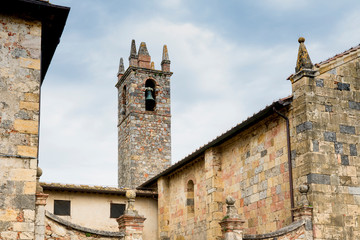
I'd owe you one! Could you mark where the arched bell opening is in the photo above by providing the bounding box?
[145,79,156,111]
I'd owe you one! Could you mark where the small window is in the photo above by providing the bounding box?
[54,200,71,216]
[110,203,126,218]
[186,180,194,215]
[122,85,127,115]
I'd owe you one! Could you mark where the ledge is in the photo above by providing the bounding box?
[243,219,305,240]
[45,211,124,237]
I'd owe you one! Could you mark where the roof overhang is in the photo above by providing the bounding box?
[1,0,70,84]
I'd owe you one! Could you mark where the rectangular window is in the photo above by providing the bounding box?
[110,203,126,218]
[54,200,71,216]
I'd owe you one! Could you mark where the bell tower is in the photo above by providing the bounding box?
[116,40,172,188]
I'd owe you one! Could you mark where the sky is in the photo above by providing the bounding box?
[39,0,360,186]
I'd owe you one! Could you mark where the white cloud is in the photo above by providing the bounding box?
[40,13,297,186]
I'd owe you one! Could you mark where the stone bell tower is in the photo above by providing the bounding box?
[116,40,172,188]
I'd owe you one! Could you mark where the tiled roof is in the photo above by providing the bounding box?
[41,182,157,197]
[315,44,360,67]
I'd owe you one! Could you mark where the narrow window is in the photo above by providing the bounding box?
[110,203,126,218]
[145,79,156,111]
[186,180,194,215]
[122,85,126,115]
[54,200,71,216]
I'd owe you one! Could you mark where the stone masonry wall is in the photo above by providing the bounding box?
[158,157,207,240]
[221,114,291,235]
[117,68,171,188]
[157,114,292,239]
[0,13,41,239]
[290,54,360,239]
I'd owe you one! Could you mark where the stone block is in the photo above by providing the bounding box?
[19,57,40,70]
[19,101,39,111]
[17,145,37,158]
[24,93,39,103]
[9,169,35,181]
[315,79,324,87]
[325,104,332,112]
[307,173,330,185]
[324,131,336,142]
[339,125,356,134]
[14,119,38,134]
[23,182,36,194]
[296,121,313,134]
[350,144,357,156]
[336,82,350,91]
[11,195,35,210]
[349,101,360,110]
[13,222,34,232]
[334,142,343,154]
[1,231,18,240]
[341,155,349,166]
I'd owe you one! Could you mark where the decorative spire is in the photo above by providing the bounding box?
[161,44,171,72]
[138,42,150,56]
[137,42,151,68]
[117,57,124,76]
[129,39,138,66]
[129,39,137,58]
[162,44,170,62]
[295,37,313,73]
[151,61,155,70]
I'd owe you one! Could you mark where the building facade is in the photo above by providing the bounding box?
[139,38,360,240]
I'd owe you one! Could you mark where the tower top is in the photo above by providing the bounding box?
[295,37,313,73]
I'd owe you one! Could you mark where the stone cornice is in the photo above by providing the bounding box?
[115,66,173,88]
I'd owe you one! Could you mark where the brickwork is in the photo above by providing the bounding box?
[289,51,360,239]
[116,41,172,188]
[0,13,42,239]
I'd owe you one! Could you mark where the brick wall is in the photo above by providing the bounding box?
[0,13,41,239]
[290,54,360,239]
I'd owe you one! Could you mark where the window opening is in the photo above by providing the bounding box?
[110,203,126,218]
[186,180,195,215]
[145,79,156,111]
[54,200,71,216]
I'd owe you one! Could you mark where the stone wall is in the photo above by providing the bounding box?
[117,67,172,188]
[0,13,41,239]
[289,53,360,239]
[157,113,292,239]
[45,212,122,240]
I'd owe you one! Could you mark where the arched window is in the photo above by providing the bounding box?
[145,79,156,111]
[186,180,194,215]
[122,85,126,115]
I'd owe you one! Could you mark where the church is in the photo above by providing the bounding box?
[1,0,360,240]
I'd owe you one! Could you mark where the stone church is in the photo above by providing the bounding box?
[1,0,360,240]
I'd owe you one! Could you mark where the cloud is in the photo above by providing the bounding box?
[40,11,297,185]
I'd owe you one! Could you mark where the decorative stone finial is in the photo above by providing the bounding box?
[161,44,171,72]
[151,61,155,70]
[125,190,138,216]
[36,167,43,193]
[295,36,313,73]
[225,195,240,219]
[162,45,170,61]
[138,42,150,56]
[117,57,125,76]
[129,39,137,58]
[298,184,310,207]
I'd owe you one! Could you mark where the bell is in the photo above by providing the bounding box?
[145,89,155,102]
